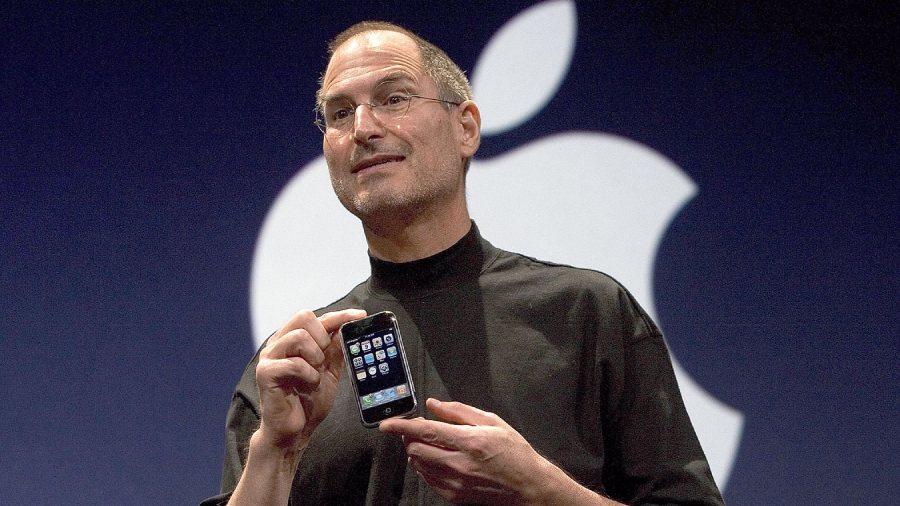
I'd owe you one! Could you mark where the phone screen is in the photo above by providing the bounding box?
[339,311,417,426]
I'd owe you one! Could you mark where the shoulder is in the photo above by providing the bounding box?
[486,248,660,341]
[488,247,632,299]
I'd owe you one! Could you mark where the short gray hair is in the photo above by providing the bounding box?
[316,21,472,108]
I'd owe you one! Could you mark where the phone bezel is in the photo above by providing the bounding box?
[339,311,417,427]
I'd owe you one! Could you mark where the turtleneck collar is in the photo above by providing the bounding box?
[367,221,498,299]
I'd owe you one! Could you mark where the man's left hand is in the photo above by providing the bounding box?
[379,398,576,505]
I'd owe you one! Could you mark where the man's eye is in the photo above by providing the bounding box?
[383,93,410,108]
[331,108,352,121]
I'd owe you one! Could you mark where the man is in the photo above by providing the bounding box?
[202,21,724,506]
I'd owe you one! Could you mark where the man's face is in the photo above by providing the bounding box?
[319,31,469,224]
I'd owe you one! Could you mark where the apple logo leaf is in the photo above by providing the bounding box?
[470,0,577,135]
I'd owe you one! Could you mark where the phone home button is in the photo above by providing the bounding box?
[384,407,392,415]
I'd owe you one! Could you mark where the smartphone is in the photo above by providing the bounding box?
[339,311,417,427]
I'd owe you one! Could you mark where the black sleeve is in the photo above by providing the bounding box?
[199,347,264,505]
[198,492,230,506]
[600,286,725,505]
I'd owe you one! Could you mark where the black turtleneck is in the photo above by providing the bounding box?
[209,223,724,506]
[367,221,497,298]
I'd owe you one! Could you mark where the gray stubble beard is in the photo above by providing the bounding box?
[329,163,462,238]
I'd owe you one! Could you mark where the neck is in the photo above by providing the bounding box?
[362,202,472,263]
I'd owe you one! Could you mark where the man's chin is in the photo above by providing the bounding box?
[341,193,399,219]
[345,194,430,231]
[350,199,411,219]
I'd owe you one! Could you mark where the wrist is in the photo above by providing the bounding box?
[526,457,616,506]
[229,430,308,505]
[518,456,566,506]
[248,427,307,472]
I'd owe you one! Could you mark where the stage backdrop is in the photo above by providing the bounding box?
[2,2,896,505]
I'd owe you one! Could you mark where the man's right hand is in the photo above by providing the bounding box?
[230,308,367,505]
[255,308,367,452]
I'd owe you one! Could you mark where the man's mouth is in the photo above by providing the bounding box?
[351,154,405,174]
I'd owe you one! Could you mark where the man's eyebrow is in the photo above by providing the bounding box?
[373,71,417,88]
[320,91,351,105]
[321,72,418,104]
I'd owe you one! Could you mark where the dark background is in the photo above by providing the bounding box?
[2,1,896,504]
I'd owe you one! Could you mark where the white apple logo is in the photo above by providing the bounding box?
[250,0,743,490]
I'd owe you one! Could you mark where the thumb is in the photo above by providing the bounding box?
[319,308,368,335]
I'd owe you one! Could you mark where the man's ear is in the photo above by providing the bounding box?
[457,100,481,159]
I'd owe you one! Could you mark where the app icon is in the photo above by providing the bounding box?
[375,350,386,361]
[383,333,395,345]
[372,337,383,348]
[356,370,366,381]
[352,356,364,368]
[368,366,377,376]
[396,384,408,396]
[387,387,397,399]
[361,341,372,351]
[378,362,390,374]
[361,394,374,407]
[386,346,397,358]
[374,391,384,402]
[364,353,375,365]
[349,343,360,355]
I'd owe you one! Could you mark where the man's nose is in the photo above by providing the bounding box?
[352,103,385,142]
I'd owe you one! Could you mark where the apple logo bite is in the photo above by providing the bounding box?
[251,0,743,490]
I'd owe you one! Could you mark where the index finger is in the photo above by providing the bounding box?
[424,398,505,427]
[379,416,473,450]
[275,308,366,350]
[319,308,367,336]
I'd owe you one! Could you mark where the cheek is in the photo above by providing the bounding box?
[410,122,454,158]
[323,138,348,166]
[323,148,344,184]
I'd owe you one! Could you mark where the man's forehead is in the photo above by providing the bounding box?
[335,30,417,57]
[322,30,426,88]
